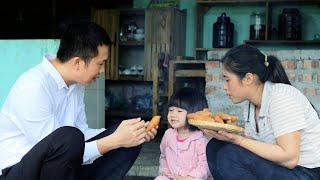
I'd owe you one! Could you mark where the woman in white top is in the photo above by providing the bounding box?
[204,44,320,180]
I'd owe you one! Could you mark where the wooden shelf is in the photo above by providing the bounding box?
[168,60,206,100]
[172,60,206,64]
[194,0,320,59]
[175,70,206,77]
[197,0,319,5]
[119,41,144,46]
[171,61,206,77]
[244,40,320,45]
[118,75,144,81]
[197,0,266,6]
[196,48,230,51]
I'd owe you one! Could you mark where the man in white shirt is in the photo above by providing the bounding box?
[0,22,157,180]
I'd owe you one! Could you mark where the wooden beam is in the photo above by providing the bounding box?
[175,70,206,77]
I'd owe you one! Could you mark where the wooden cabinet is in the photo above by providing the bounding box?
[92,8,119,80]
[92,8,146,81]
[145,8,187,81]
[145,8,187,116]
[195,0,320,58]
[92,8,186,125]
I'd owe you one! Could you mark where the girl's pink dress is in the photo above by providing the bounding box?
[155,128,213,180]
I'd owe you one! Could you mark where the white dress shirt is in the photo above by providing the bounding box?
[0,55,105,175]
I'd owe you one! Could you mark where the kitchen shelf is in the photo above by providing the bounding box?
[118,75,145,81]
[175,70,206,77]
[197,0,266,6]
[171,60,207,64]
[194,0,320,59]
[168,60,206,102]
[93,8,186,128]
[196,48,231,51]
[244,40,320,45]
[197,0,320,5]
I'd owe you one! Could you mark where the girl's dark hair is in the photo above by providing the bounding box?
[169,87,208,131]
[222,44,291,85]
[57,21,111,65]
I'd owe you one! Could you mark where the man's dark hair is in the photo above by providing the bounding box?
[57,21,111,64]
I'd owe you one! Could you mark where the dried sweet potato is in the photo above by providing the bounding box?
[213,115,224,123]
[216,112,239,122]
[187,109,239,125]
[146,115,161,131]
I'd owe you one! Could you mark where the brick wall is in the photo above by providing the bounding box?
[205,49,320,121]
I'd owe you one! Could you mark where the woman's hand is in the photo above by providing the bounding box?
[202,129,245,145]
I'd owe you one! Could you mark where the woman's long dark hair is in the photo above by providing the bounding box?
[169,87,208,131]
[223,44,318,112]
[222,44,291,85]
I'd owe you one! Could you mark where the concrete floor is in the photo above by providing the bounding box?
[126,131,163,178]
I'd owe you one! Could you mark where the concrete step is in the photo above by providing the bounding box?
[127,138,161,177]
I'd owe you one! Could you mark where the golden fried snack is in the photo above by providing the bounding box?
[187,109,212,121]
[188,109,240,126]
[216,112,239,122]
[213,115,224,123]
[146,115,161,131]
[187,109,243,133]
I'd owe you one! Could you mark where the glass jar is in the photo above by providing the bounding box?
[250,12,266,40]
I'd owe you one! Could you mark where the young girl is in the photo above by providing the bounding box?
[204,44,320,180]
[155,87,212,180]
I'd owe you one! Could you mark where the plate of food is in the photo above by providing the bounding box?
[187,109,244,134]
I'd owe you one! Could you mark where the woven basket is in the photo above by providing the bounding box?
[188,119,244,134]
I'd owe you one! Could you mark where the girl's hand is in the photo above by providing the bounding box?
[203,129,245,145]
[163,172,174,179]
[173,175,193,180]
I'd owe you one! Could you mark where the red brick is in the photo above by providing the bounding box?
[303,60,319,69]
[302,74,313,83]
[304,88,317,96]
[205,61,220,69]
[281,60,297,69]
[287,73,296,82]
[206,74,220,82]
[206,86,217,94]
